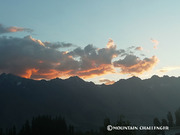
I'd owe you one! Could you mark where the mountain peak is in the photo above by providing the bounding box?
[151,75,160,80]
[67,76,85,82]
[128,76,141,81]
[68,76,82,80]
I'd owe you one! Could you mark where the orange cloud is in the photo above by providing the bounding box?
[30,69,69,80]
[20,68,39,79]
[74,64,115,79]
[17,64,114,80]
[99,78,115,85]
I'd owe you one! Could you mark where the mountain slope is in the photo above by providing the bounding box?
[0,73,180,131]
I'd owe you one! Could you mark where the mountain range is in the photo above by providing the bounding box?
[0,73,180,131]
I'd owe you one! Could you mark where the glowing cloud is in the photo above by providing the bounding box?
[99,78,115,85]
[26,35,45,46]
[21,68,39,79]
[106,38,115,48]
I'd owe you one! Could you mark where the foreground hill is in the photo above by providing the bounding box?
[0,73,180,131]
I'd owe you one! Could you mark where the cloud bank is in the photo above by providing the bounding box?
[0,36,158,79]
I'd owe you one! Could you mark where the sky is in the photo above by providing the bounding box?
[0,0,180,84]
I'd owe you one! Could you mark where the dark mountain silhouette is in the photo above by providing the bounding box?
[0,73,180,131]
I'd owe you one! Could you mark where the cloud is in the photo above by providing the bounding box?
[113,55,159,75]
[0,36,60,78]
[0,36,158,79]
[99,78,115,85]
[44,42,75,49]
[151,38,159,49]
[0,24,33,34]
[135,46,143,51]
[140,54,145,56]
[106,38,115,48]
[159,66,180,73]
[69,42,121,66]
[128,46,135,50]
[0,36,117,79]
[63,42,121,78]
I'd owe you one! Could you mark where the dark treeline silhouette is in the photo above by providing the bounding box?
[0,115,68,135]
[147,107,180,135]
[175,108,180,126]
[153,107,180,128]
[19,116,68,135]
[2,109,180,135]
[0,115,137,135]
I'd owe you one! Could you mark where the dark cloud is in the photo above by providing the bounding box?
[127,46,135,50]
[113,55,158,75]
[140,54,145,56]
[68,43,121,71]
[44,42,75,49]
[114,55,140,67]
[0,24,33,34]
[0,36,65,78]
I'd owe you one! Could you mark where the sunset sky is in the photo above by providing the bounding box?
[0,0,180,84]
